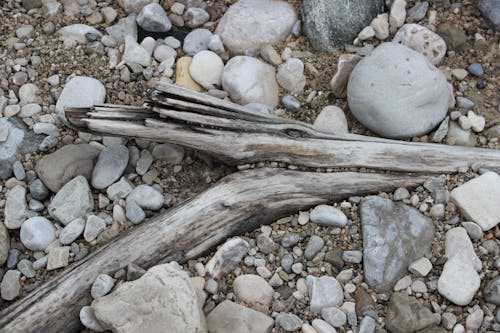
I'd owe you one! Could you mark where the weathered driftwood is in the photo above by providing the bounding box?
[66,83,500,174]
[0,169,427,333]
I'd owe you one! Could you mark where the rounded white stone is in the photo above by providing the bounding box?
[189,50,224,90]
[20,217,57,251]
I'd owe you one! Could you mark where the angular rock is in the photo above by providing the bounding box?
[386,292,435,333]
[393,24,447,65]
[84,215,107,242]
[206,300,273,333]
[20,217,56,251]
[445,227,481,271]
[46,246,70,270]
[233,274,273,312]
[48,176,94,226]
[276,312,303,331]
[56,76,106,123]
[304,235,324,260]
[125,199,145,225]
[360,196,435,292]
[4,185,28,229]
[1,270,21,301]
[330,54,362,98]
[136,3,171,32]
[309,204,347,227]
[92,144,129,190]
[479,0,500,30]
[92,262,207,332]
[438,256,480,306]
[347,42,450,139]
[105,16,138,45]
[123,35,151,67]
[57,24,102,44]
[307,276,343,313]
[206,237,249,280]
[215,0,297,54]
[221,56,279,107]
[450,172,500,231]
[0,223,9,266]
[302,0,384,51]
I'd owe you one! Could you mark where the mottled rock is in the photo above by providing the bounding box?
[1,270,21,301]
[276,58,306,93]
[57,24,102,44]
[206,237,249,280]
[105,16,138,45]
[46,246,70,270]
[484,276,500,305]
[84,215,107,242]
[330,54,362,98]
[182,28,212,56]
[393,24,447,65]
[117,0,154,14]
[136,3,171,32]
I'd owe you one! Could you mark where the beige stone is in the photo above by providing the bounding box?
[329,54,361,98]
[206,300,273,333]
[175,56,203,92]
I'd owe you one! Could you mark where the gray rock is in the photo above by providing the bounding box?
[450,172,500,231]
[321,307,347,327]
[39,136,58,151]
[479,0,500,30]
[233,274,273,312]
[32,256,47,270]
[310,204,347,227]
[277,58,306,93]
[125,199,145,224]
[408,1,429,21]
[136,3,171,32]
[281,233,300,248]
[304,235,324,260]
[184,7,210,28]
[48,176,94,225]
[432,116,449,143]
[127,184,164,210]
[28,180,48,202]
[461,221,483,240]
[446,121,476,147]
[359,316,376,333]
[484,276,500,305]
[151,144,184,164]
[123,35,151,67]
[215,0,297,55]
[17,259,36,278]
[0,118,25,164]
[4,185,28,229]
[92,145,129,190]
[59,218,86,245]
[456,97,474,110]
[19,83,39,105]
[1,270,21,301]
[56,76,106,123]
[467,63,484,77]
[56,24,102,44]
[36,144,100,192]
[6,249,20,269]
[393,24,447,65]
[105,16,138,45]
[33,123,58,136]
[92,262,207,332]
[343,250,362,264]
[106,178,133,201]
[302,0,384,51]
[91,274,115,299]
[20,217,56,251]
[80,306,106,332]
[307,275,343,313]
[183,28,212,56]
[330,54,362,98]
[348,43,450,139]
[361,196,435,292]
[441,312,457,330]
[126,263,146,281]
[466,309,484,331]
[276,312,303,331]
[84,215,107,242]
[222,56,279,107]
[256,234,277,254]
[206,300,273,333]
[135,149,153,175]
[12,161,25,180]
[282,95,301,112]
[386,292,435,333]
[0,223,8,266]
[205,237,249,280]
[46,246,70,270]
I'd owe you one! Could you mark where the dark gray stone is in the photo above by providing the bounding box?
[467,63,484,77]
[479,0,500,30]
[29,179,49,201]
[408,2,429,21]
[386,292,436,333]
[7,249,20,269]
[484,276,500,305]
[301,0,384,51]
[361,196,435,292]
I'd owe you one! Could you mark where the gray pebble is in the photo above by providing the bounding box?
[276,312,303,331]
[281,233,300,248]
[7,249,20,269]
[17,259,36,278]
[282,95,301,112]
[39,136,58,151]
[393,187,410,201]
[32,255,48,270]
[136,149,153,176]
[83,215,107,242]
[1,270,21,301]
[462,222,483,240]
[12,161,25,180]
[91,274,115,299]
[321,307,347,327]
[127,263,146,281]
[281,253,294,273]
[304,235,324,260]
[28,199,44,212]
[29,179,49,201]
[59,218,86,245]
[126,199,145,224]
[182,28,212,56]
[256,234,277,254]
[456,97,474,110]
[408,1,428,21]
[359,315,376,333]
[441,312,457,330]
[467,63,483,77]
[343,250,362,264]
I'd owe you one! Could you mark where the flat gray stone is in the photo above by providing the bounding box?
[0,118,25,163]
[92,144,129,190]
[307,276,344,313]
[17,259,36,278]
[127,184,164,210]
[35,144,100,192]
[125,199,145,224]
[309,204,347,227]
[48,176,94,225]
[107,178,133,201]
[84,215,107,242]
[1,270,21,301]
[347,42,450,139]
[46,246,70,270]
[207,300,273,333]
[302,0,384,51]
[450,172,500,231]
[4,185,28,229]
[215,0,297,55]
[182,28,212,56]
[59,218,86,245]
[360,196,435,292]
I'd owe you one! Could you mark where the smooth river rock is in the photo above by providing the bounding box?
[360,196,435,292]
[347,42,450,139]
[48,176,94,225]
[92,144,129,190]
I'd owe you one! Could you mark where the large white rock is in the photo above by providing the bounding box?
[221,56,279,107]
[136,3,171,32]
[56,76,105,123]
[206,300,274,333]
[450,172,500,231]
[347,42,450,139]
[393,24,447,65]
[445,227,482,271]
[123,35,151,67]
[57,24,102,44]
[92,262,207,333]
[189,50,224,90]
[215,0,297,54]
[438,256,480,306]
[233,274,273,312]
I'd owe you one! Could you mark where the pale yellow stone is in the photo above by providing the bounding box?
[175,56,203,92]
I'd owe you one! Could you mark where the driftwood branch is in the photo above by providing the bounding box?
[0,169,427,333]
[66,83,500,174]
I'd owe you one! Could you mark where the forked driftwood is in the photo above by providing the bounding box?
[0,169,427,332]
[65,82,500,174]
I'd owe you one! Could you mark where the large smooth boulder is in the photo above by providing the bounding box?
[221,56,279,107]
[347,42,450,139]
[56,76,106,123]
[35,144,100,192]
[302,0,384,51]
[92,262,207,333]
[215,0,297,55]
[360,196,435,292]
